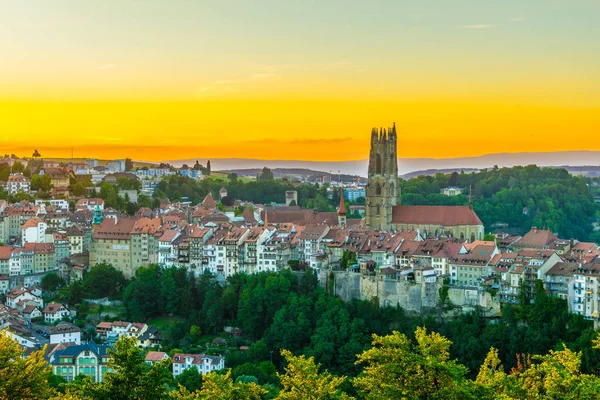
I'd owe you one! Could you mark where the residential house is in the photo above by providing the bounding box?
[49,341,113,383]
[172,353,225,378]
[145,351,168,365]
[44,302,70,324]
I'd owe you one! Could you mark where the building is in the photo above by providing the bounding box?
[364,123,484,240]
[50,322,82,345]
[145,351,168,365]
[441,187,464,196]
[21,217,48,243]
[50,341,113,383]
[172,353,225,378]
[106,159,126,173]
[7,173,30,195]
[43,302,70,324]
[285,191,298,206]
[41,168,70,189]
[5,286,44,309]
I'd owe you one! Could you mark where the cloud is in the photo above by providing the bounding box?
[461,24,495,29]
[508,17,525,22]
[96,64,116,70]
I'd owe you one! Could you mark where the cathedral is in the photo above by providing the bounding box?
[365,123,484,242]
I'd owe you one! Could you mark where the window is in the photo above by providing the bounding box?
[375,153,382,174]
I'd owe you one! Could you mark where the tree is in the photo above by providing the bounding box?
[41,272,65,292]
[31,174,53,192]
[175,366,203,393]
[259,167,274,181]
[0,331,54,399]
[354,328,480,399]
[32,149,41,159]
[206,160,211,175]
[83,262,126,299]
[69,182,87,197]
[170,370,266,399]
[277,349,353,400]
[125,158,134,171]
[70,336,171,400]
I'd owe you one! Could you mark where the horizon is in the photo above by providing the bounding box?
[1,1,599,161]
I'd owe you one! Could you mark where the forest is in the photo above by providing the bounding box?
[43,264,600,399]
[399,165,600,242]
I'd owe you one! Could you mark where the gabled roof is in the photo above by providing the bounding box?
[201,193,217,209]
[513,228,558,249]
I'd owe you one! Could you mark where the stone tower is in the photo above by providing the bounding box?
[365,123,400,231]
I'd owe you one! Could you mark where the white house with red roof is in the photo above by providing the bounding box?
[43,302,70,324]
[5,286,43,309]
[172,353,225,378]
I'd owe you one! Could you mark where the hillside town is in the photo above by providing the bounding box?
[2,129,600,387]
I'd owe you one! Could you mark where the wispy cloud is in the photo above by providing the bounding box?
[508,17,525,22]
[461,24,495,29]
[96,64,116,70]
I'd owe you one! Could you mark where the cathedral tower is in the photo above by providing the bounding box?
[365,123,400,231]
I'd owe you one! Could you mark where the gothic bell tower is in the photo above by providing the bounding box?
[365,123,400,231]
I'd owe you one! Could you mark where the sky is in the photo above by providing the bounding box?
[0,0,599,161]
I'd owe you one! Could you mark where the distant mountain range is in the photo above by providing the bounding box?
[165,151,600,177]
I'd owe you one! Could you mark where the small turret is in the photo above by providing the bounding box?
[338,187,347,228]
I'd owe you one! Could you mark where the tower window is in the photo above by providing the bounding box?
[376,183,382,195]
[376,153,382,174]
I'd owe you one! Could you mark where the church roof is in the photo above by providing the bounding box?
[391,205,482,226]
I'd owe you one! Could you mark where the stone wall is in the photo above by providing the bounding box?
[329,271,501,316]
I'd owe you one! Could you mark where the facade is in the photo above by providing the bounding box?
[364,124,400,231]
[50,341,113,383]
[50,322,82,345]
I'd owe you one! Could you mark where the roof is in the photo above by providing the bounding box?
[50,322,81,334]
[513,228,558,249]
[391,205,482,226]
[93,218,137,240]
[44,303,67,314]
[201,193,217,209]
[22,217,45,229]
[0,246,14,260]
[145,351,168,362]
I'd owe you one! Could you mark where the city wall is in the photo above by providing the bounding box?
[327,271,500,317]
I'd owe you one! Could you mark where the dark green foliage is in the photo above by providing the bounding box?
[83,262,126,299]
[175,366,203,392]
[40,272,64,292]
[400,166,598,240]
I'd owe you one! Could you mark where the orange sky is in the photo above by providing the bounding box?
[1,1,599,161]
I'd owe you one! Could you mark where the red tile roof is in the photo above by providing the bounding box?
[391,205,482,226]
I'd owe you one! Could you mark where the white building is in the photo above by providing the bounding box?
[21,217,48,244]
[7,173,31,195]
[5,286,44,309]
[50,322,82,345]
[172,353,225,378]
[35,199,70,210]
[43,303,70,324]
